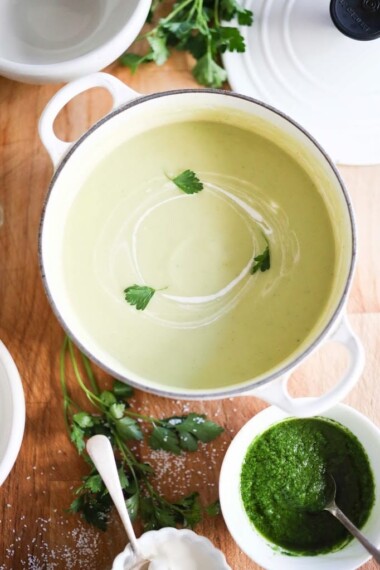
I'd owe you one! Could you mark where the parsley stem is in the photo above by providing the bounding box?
[112,430,139,487]
[138,0,194,41]
[59,337,72,438]
[67,339,103,409]
[214,0,220,27]
[81,353,100,396]
[124,410,167,425]
[161,0,194,24]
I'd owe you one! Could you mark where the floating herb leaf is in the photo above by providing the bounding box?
[168,170,203,194]
[251,245,271,274]
[124,284,157,311]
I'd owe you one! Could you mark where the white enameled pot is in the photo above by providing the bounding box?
[0,0,150,83]
[38,73,364,416]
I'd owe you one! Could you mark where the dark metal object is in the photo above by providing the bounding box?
[330,0,380,40]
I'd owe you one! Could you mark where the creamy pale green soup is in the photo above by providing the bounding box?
[63,120,339,390]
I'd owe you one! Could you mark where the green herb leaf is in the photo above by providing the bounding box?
[156,507,177,527]
[162,21,194,40]
[100,390,117,407]
[73,412,94,429]
[119,53,148,74]
[112,380,134,399]
[218,26,246,53]
[149,426,182,454]
[83,474,103,494]
[237,8,254,26]
[220,0,254,25]
[169,170,203,194]
[193,52,227,88]
[205,499,221,517]
[177,413,224,443]
[173,492,202,527]
[251,245,271,274]
[118,467,130,490]
[147,33,170,65]
[109,402,125,420]
[185,33,208,59]
[125,492,139,522]
[69,493,112,531]
[116,416,144,441]
[178,431,198,452]
[70,424,86,454]
[124,284,156,311]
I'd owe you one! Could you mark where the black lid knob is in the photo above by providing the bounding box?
[330,0,380,40]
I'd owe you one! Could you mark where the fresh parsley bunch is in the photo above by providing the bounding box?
[60,337,223,531]
[121,0,254,88]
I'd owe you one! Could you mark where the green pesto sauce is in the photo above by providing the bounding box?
[241,418,375,555]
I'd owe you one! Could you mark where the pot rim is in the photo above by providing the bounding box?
[38,88,356,399]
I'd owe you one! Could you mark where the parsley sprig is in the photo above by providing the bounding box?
[251,245,270,274]
[124,285,160,311]
[121,0,254,88]
[168,169,204,194]
[60,337,223,531]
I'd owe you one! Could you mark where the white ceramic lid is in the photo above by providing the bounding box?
[223,0,380,165]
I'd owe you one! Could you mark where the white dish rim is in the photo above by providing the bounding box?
[0,340,25,486]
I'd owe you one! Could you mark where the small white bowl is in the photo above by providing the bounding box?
[112,528,231,570]
[0,0,151,84]
[220,402,380,570]
[0,340,25,485]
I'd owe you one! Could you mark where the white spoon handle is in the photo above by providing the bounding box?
[86,434,141,555]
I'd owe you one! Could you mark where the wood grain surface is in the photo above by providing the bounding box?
[0,48,379,570]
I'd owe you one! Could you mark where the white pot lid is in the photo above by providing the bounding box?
[223,0,380,165]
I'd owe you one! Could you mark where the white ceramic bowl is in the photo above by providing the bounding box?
[0,340,25,485]
[219,402,380,570]
[0,0,151,83]
[112,528,231,570]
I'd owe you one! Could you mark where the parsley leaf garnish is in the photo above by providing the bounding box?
[120,0,254,88]
[168,170,203,194]
[59,338,224,532]
[124,285,156,310]
[251,245,271,274]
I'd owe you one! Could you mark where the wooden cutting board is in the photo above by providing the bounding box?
[0,49,379,570]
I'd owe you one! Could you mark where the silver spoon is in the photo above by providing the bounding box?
[324,475,380,564]
[86,435,151,570]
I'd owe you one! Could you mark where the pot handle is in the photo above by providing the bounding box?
[249,315,364,417]
[39,72,140,168]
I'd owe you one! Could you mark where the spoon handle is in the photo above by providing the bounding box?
[86,435,141,555]
[328,505,380,564]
